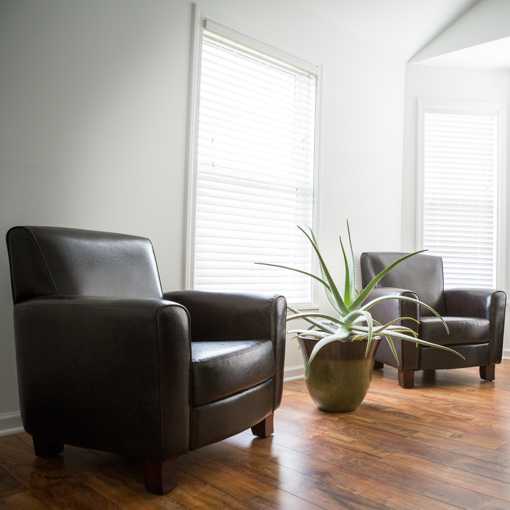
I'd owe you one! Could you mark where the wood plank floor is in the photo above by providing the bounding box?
[2,362,510,509]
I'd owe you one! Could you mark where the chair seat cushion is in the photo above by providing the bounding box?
[191,340,274,406]
[419,316,490,346]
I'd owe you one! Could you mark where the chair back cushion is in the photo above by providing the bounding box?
[360,252,445,315]
[6,226,163,303]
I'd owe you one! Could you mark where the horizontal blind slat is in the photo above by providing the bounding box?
[422,110,498,289]
[192,31,317,302]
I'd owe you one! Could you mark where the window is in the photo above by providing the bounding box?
[418,102,503,289]
[188,19,318,304]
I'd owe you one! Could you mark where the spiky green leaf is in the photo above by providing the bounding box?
[384,335,400,364]
[307,326,351,370]
[361,294,449,334]
[339,234,352,306]
[288,305,336,333]
[298,226,348,314]
[288,329,328,339]
[255,262,330,290]
[350,250,427,309]
[384,330,465,359]
[346,219,357,296]
[287,312,346,326]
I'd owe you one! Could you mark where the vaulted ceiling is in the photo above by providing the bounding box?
[411,0,510,69]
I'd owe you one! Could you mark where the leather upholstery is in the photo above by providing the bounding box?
[420,343,490,370]
[420,316,490,346]
[165,291,287,409]
[365,287,420,369]
[6,226,163,303]
[190,380,273,449]
[191,340,274,406]
[14,297,190,459]
[444,289,507,363]
[361,252,445,315]
[7,226,286,466]
[361,251,506,375]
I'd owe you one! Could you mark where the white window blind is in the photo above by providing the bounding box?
[421,108,499,289]
[191,28,317,304]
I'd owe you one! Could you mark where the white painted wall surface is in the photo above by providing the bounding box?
[0,0,474,431]
[401,64,510,351]
[402,65,510,249]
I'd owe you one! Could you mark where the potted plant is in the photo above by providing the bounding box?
[257,223,463,412]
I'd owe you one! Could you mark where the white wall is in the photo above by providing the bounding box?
[401,64,510,351]
[402,64,510,248]
[0,0,474,431]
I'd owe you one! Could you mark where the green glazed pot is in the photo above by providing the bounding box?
[298,335,380,413]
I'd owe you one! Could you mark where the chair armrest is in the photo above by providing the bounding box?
[366,287,420,369]
[14,297,191,459]
[163,291,286,340]
[444,288,506,319]
[444,288,507,363]
[165,290,287,408]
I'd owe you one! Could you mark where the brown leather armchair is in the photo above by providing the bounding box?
[360,252,506,388]
[6,226,286,494]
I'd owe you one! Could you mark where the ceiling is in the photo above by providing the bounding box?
[417,36,510,70]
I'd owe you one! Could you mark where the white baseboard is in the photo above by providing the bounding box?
[284,364,304,381]
[0,411,22,437]
[503,349,510,360]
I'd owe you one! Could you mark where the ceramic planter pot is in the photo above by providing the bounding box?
[298,335,380,413]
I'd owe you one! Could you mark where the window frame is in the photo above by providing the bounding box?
[416,98,507,290]
[185,6,322,308]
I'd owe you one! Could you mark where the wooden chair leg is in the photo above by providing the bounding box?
[33,436,63,458]
[422,369,436,384]
[373,361,384,370]
[480,364,495,382]
[251,413,274,438]
[144,457,177,495]
[398,369,414,389]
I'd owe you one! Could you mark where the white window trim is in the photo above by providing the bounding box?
[416,98,507,290]
[184,4,322,309]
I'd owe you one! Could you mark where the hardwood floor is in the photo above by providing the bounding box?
[2,362,510,509]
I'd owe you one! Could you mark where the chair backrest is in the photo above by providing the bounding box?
[360,252,445,315]
[6,226,163,304]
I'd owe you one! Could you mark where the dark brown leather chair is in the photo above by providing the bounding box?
[6,226,286,494]
[360,252,506,388]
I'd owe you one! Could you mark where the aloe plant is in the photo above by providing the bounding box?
[256,222,464,371]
